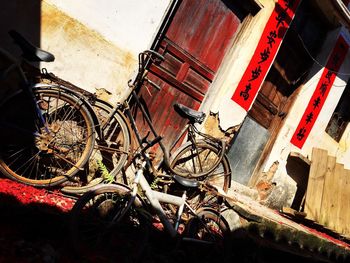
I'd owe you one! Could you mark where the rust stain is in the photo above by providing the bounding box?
[203,112,238,144]
[40,1,137,96]
[41,2,114,51]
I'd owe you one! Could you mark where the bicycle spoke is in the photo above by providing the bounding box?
[6,147,39,172]
[0,89,95,186]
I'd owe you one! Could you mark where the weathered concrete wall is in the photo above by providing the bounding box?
[200,0,275,130]
[41,0,170,101]
[44,0,170,56]
[262,28,350,208]
[40,2,134,101]
[1,0,170,102]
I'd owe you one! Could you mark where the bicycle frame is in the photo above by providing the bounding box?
[100,54,226,178]
[128,158,197,238]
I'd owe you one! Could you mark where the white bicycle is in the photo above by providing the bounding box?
[70,148,230,262]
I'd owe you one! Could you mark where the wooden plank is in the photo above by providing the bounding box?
[335,164,347,234]
[342,169,350,235]
[318,155,336,227]
[304,148,328,220]
[326,163,343,231]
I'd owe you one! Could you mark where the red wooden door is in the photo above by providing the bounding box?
[136,0,242,151]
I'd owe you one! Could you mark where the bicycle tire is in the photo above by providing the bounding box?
[165,141,231,210]
[70,183,149,262]
[0,88,95,187]
[184,207,229,261]
[61,99,131,194]
[186,207,229,242]
[170,141,231,192]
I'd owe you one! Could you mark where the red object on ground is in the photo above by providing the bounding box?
[0,178,75,212]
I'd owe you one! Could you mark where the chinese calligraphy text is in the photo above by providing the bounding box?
[290,35,349,148]
[231,0,301,111]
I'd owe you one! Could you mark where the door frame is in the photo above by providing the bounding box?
[248,82,303,186]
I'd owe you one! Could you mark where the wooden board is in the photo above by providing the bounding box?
[327,163,343,231]
[304,148,328,220]
[318,155,336,226]
[341,169,350,235]
[304,148,350,236]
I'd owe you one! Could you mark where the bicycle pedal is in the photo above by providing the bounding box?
[177,223,185,234]
[152,221,164,231]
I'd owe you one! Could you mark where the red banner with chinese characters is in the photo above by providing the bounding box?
[290,35,349,148]
[231,0,301,111]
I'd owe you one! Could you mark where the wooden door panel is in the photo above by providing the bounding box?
[136,0,242,150]
[137,79,201,152]
[166,0,240,71]
[150,39,213,102]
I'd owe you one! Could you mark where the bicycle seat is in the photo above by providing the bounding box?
[8,30,55,62]
[173,174,200,188]
[173,103,206,124]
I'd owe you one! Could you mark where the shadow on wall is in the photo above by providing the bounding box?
[0,1,41,67]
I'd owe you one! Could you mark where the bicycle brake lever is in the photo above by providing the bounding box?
[144,77,161,91]
[146,50,165,63]
[141,135,162,154]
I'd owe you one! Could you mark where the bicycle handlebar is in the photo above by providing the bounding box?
[140,50,165,63]
[127,49,164,92]
[144,77,161,91]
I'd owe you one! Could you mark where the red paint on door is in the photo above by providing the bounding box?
[136,0,242,151]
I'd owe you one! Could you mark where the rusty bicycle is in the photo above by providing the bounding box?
[0,31,231,199]
[0,30,96,187]
[70,49,233,261]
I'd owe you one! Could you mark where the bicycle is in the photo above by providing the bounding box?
[38,48,231,197]
[70,51,233,262]
[0,31,130,192]
[35,70,132,192]
[63,49,231,196]
[70,154,230,262]
[0,30,96,187]
[1,31,231,198]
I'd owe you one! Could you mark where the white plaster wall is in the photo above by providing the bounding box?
[200,0,350,179]
[39,0,170,102]
[264,27,350,191]
[44,0,170,56]
[200,0,275,131]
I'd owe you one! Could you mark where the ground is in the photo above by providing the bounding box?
[0,178,341,263]
[0,178,226,263]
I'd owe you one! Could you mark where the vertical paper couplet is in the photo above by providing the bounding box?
[231,0,301,111]
[290,35,349,148]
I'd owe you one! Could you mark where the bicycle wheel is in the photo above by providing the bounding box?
[186,207,229,243]
[0,88,95,187]
[70,183,149,262]
[61,99,131,194]
[185,208,230,262]
[170,141,231,192]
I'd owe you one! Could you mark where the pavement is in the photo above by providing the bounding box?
[1,177,349,263]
